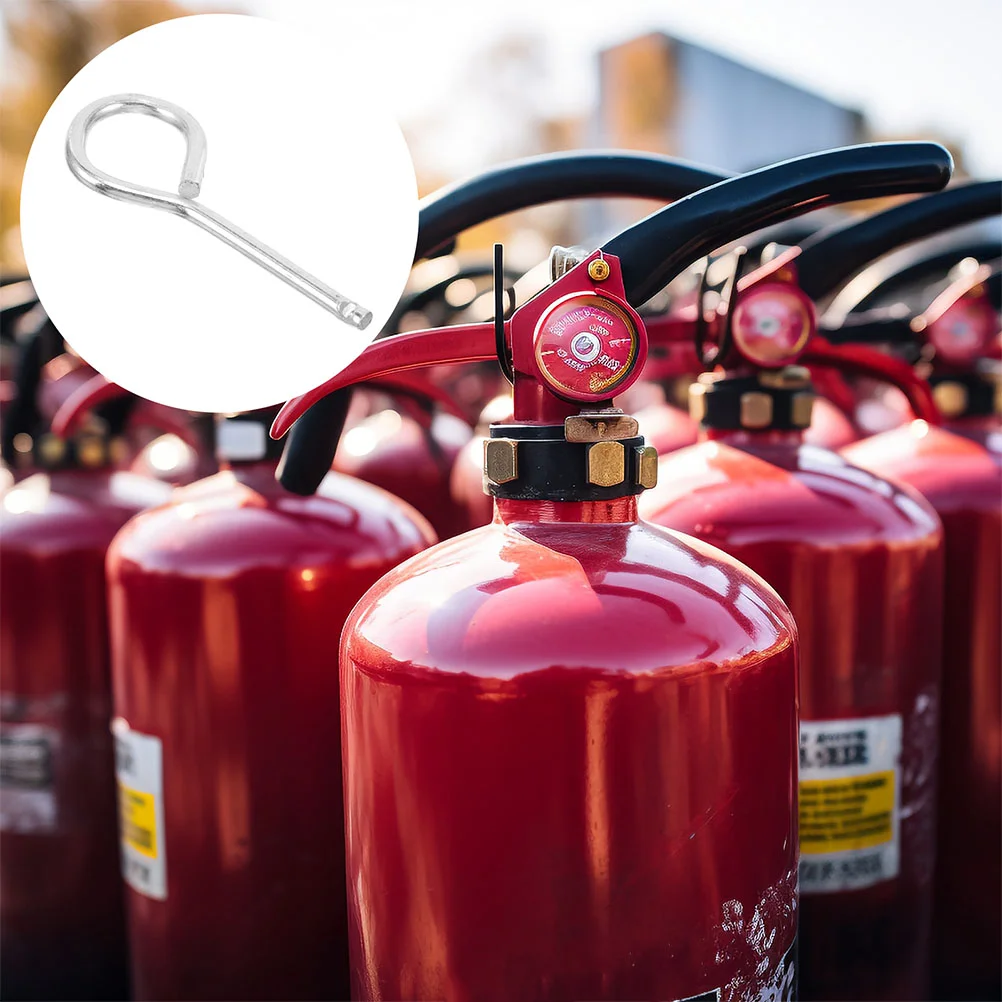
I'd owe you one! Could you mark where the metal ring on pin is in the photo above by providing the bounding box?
[65,93,373,331]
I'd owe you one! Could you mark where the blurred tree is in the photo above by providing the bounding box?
[1,0,203,269]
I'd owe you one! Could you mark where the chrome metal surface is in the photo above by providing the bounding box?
[66,93,372,330]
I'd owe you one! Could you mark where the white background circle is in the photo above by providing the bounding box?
[20,13,417,414]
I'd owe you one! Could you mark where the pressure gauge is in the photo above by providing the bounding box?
[533,293,643,403]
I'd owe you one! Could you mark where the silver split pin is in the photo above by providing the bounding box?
[65,93,372,331]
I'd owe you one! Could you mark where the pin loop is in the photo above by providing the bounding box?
[65,93,372,330]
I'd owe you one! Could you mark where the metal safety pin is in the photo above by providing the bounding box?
[65,93,373,330]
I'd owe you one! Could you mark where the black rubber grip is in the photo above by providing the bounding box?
[821,307,918,346]
[850,238,1001,313]
[416,151,731,261]
[603,142,953,307]
[797,179,1001,301]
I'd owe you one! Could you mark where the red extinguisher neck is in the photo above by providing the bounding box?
[700,427,805,448]
[494,496,639,526]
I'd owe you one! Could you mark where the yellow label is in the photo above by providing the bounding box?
[118,781,158,858]
[799,770,895,854]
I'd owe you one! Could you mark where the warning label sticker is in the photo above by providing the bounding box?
[0,724,58,833]
[112,718,166,900]
[799,713,901,894]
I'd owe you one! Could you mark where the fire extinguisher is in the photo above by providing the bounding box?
[334,398,473,539]
[274,143,951,1000]
[95,395,436,1001]
[0,375,172,1000]
[636,216,993,997]
[798,178,1002,438]
[733,181,1002,997]
[836,270,1001,1001]
[426,150,739,533]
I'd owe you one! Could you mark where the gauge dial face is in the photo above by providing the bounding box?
[534,293,640,402]
[926,295,997,364]
[731,283,814,368]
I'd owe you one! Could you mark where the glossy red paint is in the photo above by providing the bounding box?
[844,422,1001,1001]
[449,395,513,533]
[801,394,857,450]
[334,407,472,540]
[804,397,858,450]
[0,469,171,1001]
[341,497,800,1001]
[944,412,1002,460]
[641,433,944,1002]
[634,400,699,454]
[107,463,435,1001]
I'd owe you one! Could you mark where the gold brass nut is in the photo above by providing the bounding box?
[688,382,708,423]
[109,437,131,466]
[587,441,625,487]
[484,438,518,485]
[77,435,106,468]
[37,434,66,465]
[588,258,611,282]
[740,392,773,429]
[791,391,815,428]
[932,381,968,419]
[565,412,639,443]
[635,446,658,489]
[759,365,811,390]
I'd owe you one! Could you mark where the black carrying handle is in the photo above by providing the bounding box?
[851,238,1002,313]
[603,142,953,307]
[796,179,1001,301]
[1,308,64,465]
[416,151,731,261]
[821,306,918,346]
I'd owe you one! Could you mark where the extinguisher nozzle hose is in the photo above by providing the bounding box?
[275,389,353,496]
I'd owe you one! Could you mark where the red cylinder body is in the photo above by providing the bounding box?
[844,421,1001,1001]
[0,469,171,1000]
[342,496,800,1001]
[106,464,435,1001]
[449,431,492,531]
[335,408,472,540]
[640,433,944,1001]
[634,401,699,454]
[451,396,516,533]
[803,397,858,450]
[944,412,1001,459]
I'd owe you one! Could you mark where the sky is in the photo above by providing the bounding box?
[3,0,999,177]
[238,0,1002,177]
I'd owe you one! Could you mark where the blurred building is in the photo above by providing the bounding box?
[586,33,868,240]
[595,32,867,171]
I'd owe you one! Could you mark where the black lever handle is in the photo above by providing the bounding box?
[796,179,1001,301]
[602,142,954,307]
[850,238,1002,313]
[416,151,731,261]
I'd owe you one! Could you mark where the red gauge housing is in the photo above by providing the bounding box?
[106,436,435,1001]
[641,431,943,1002]
[0,467,172,1001]
[844,421,1001,1001]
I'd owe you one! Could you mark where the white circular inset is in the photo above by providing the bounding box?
[570,332,601,363]
[21,14,418,414]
